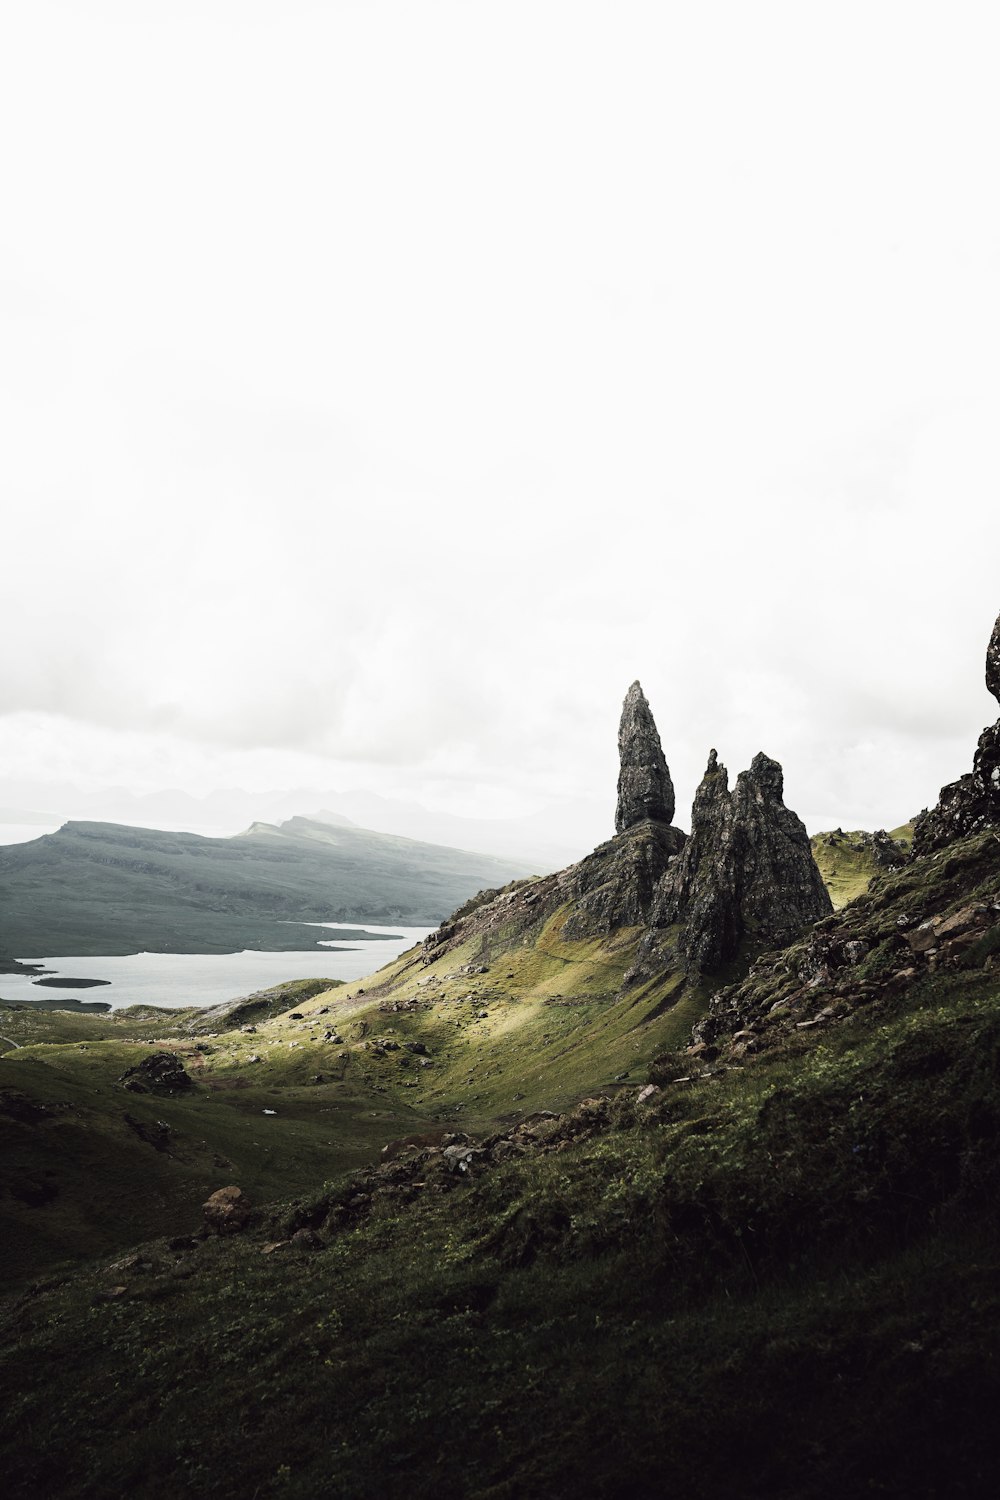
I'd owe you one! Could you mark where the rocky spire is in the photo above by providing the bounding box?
[914,609,1000,853]
[655,750,739,971]
[615,681,675,833]
[987,612,1000,705]
[656,748,832,974]
[729,753,832,942]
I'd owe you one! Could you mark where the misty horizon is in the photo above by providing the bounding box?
[3,3,999,874]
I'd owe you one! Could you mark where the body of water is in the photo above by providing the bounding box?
[1,923,431,1011]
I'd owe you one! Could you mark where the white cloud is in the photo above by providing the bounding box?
[1,2,999,846]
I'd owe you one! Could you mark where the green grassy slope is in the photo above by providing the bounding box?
[3,824,999,1497]
[0,816,533,955]
[0,898,701,1284]
[2,830,1000,1498]
[811,823,912,907]
[0,980,437,1285]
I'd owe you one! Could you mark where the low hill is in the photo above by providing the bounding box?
[0,817,535,957]
[810,822,913,907]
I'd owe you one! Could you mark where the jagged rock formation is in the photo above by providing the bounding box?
[656,750,832,973]
[685,825,1000,1059]
[654,750,737,968]
[560,821,686,940]
[118,1052,193,1094]
[914,610,1000,853]
[988,611,1000,702]
[562,685,685,937]
[615,681,675,832]
[418,692,827,977]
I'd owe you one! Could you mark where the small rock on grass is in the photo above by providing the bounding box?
[203,1185,252,1234]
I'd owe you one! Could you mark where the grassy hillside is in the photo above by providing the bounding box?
[0,816,533,956]
[0,979,440,1286]
[0,895,701,1284]
[811,822,912,907]
[2,829,999,1497]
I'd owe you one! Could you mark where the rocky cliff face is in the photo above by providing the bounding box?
[914,611,1000,854]
[656,749,832,973]
[615,681,675,832]
[654,751,738,969]
[560,820,686,940]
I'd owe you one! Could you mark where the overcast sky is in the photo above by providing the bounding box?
[2,1,999,852]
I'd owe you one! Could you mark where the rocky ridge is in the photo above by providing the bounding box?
[814,826,909,870]
[914,610,1000,853]
[678,611,1000,1063]
[676,827,1000,1069]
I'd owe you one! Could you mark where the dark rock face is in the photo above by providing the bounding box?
[118,1051,193,1094]
[732,752,833,942]
[688,828,1000,1059]
[656,750,832,973]
[914,610,1000,854]
[655,751,739,970]
[988,613,1000,703]
[560,821,687,940]
[615,682,675,832]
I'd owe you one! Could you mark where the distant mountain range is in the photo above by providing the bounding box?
[0,785,609,868]
[0,816,535,958]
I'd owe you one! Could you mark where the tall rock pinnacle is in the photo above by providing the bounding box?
[656,748,832,973]
[915,608,1000,852]
[615,682,675,833]
[987,612,1000,705]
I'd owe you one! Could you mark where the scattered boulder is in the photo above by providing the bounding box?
[118,1052,193,1095]
[202,1186,252,1235]
[291,1227,323,1251]
[442,1145,477,1174]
